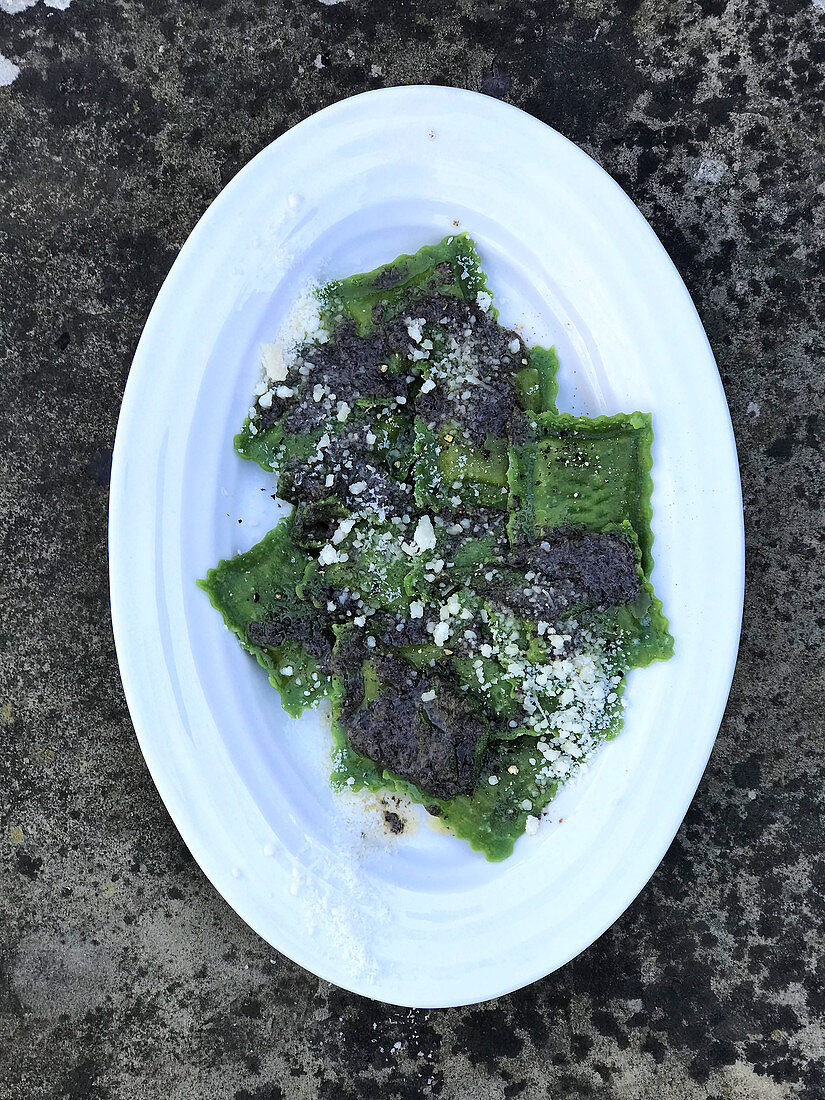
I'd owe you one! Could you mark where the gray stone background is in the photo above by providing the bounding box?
[1,0,823,1097]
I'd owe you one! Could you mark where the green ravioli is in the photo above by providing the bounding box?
[200,235,672,861]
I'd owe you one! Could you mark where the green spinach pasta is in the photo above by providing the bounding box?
[199,235,673,860]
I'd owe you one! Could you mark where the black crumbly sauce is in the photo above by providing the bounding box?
[290,500,347,549]
[247,610,332,662]
[344,658,487,801]
[260,293,528,448]
[279,452,412,515]
[361,613,431,650]
[287,320,408,431]
[414,376,519,444]
[486,530,641,620]
[412,294,527,446]
[258,397,287,432]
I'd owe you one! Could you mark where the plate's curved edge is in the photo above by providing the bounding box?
[109,85,746,1008]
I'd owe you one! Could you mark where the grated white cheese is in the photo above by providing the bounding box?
[331,518,356,545]
[413,514,437,553]
[260,283,328,388]
[260,343,288,382]
[318,543,339,566]
[405,317,425,344]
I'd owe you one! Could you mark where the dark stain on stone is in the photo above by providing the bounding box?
[15,850,43,880]
[481,67,511,99]
[767,425,795,460]
[85,447,113,486]
[455,1007,525,1066]
[230,996,263,1019]
[234,1085,283,1100]
[58,1057,111,1100]
[520,18,643,144]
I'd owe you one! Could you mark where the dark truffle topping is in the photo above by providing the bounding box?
[345,663,488,800]
[490,530,640,619]
[247,610,332,662]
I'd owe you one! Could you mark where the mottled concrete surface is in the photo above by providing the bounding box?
[1,0,824,1097]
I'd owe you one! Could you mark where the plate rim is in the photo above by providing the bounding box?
[109,84,745,1007]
